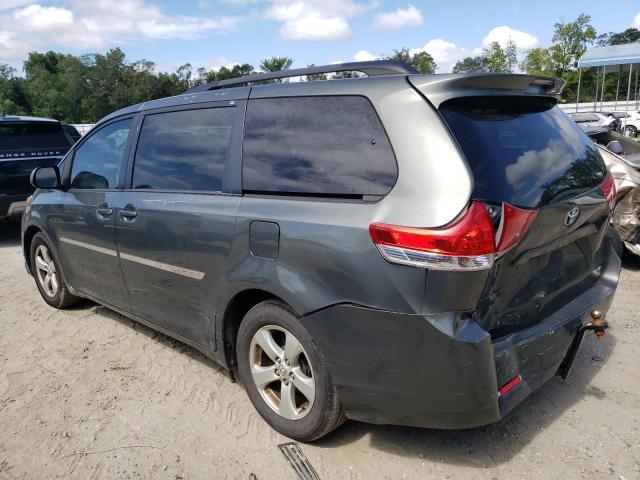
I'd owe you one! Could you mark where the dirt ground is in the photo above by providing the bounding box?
[0,219,638,480]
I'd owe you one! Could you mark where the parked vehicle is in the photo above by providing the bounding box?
[569,111,620,131]
[613,111,640,137]
[62,124,82,143]
[0,115,73,220]
[583,126,640,255]
[22,62,621,441]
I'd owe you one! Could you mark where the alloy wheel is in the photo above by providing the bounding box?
[249,325,315,420]
[35,244,59,298]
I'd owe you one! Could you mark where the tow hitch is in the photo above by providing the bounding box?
[557,310,609,379]
[583,310,608,340]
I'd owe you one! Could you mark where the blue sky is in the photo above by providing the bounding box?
[1,0,639,73]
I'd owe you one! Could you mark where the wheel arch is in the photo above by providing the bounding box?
[220,288,294,372]
[23,224,44,274]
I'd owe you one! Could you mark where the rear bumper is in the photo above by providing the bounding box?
[300,236,621,429]
[0,193,29,219]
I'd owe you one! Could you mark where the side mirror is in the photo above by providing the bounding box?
[30,166,61,189]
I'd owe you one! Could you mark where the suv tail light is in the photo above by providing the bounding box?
[369,201,537,271]
[599,171,616,209]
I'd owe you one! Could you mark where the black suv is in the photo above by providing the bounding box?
[1,115,73,219]
[23,62,621,441]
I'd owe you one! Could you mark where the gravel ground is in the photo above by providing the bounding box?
[0,219,639,480]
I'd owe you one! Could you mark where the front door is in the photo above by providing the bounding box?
[115,104,240,347]
[53,118,134,310]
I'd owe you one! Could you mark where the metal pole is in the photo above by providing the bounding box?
[626,63,633,116]
[594,68,599,110]
[635,69,639,110]
[600,67,606,111]
[614,67,620,110]
[576,68,582,112]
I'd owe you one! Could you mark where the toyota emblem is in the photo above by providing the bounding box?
[564,207,580,227]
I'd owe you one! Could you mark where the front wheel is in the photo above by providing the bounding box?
[236,301,345,441]
[30,232,81,309]
[625,125,638,137]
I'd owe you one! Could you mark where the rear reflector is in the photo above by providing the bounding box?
[496,203,538,252]
[599,171,616,209]
[369,201,496,271]
[497,374,522,398]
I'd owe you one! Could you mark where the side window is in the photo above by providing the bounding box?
[242,96,397,197]
[132,107,234,192]
[70,118,132,189]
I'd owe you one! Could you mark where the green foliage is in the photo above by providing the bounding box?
[520,47,554,75]
[452,40,517,73]
[385,48,436,74]
[305,65,328,82]
[597,28,640,46]
[549,14,596,73]
[452,56,488,73]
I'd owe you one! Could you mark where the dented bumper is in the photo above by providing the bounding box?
[300,238,621,429]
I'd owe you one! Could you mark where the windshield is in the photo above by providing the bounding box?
[0,122,71,151]
[439,97,607,207]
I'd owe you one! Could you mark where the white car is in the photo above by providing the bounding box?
[614,111,640,137]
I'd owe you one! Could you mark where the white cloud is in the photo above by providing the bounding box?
[0,0,241,62]
[633,12,640,28]
[263,0,372,41]
[0,0,32,11]
[410,38,472,73]
[482,26,539,50]
[354,49,378,61]
[372,4,423,31]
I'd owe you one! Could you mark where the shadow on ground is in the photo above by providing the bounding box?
[0,218,21,247]
[73,295,615,468]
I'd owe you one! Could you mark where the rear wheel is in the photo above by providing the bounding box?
[236,301,345,441]
[30,233,81,309]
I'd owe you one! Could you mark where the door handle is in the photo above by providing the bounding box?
[119,209,137,221]
[96,206,113,217]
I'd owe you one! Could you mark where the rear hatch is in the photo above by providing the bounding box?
[0,121,71,194]
[437,95,611,338]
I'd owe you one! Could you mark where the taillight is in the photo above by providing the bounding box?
[369,201,537,271]
[369,201,496,271]
[599,171,616,209]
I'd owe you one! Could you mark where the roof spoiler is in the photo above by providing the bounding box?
[409,73,565,108]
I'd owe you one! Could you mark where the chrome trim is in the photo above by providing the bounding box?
[119,252,205,280]
[59,237,118,257]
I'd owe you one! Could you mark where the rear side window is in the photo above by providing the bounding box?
[440,97,606,207]
[133,107,234,192]
[242,96,397,197]
[0,122,70,151]
[70,118,132,189]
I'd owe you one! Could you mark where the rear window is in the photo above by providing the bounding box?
[440,97,606,207]
[242,96,397,197]
[0,122,70,151]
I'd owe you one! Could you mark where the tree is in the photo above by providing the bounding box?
[305,64,328,81]
[452,56,488,73]
[520,47,555,75]
[260,57,293,72]
[386,48,436,73]
[482,40,518,73]
[549,14,596,73]
[597,28,640,46]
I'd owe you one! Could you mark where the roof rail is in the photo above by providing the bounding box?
[186,60,418,93]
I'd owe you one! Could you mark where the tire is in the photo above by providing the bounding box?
[30,232,81,309]
[236,300,345,442]
[625,125,638,137]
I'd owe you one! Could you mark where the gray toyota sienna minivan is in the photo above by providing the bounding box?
[22,61,621,441]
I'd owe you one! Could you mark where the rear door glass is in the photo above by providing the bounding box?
[242,96,397,197]
[133,107,234,192]
[439,97,606,207]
